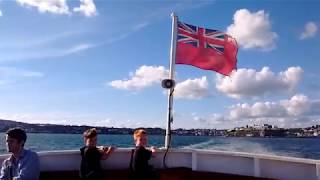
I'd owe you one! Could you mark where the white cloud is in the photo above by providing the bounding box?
[132,22,149,31]
[63,43,95,54]
[0,67,44,78]
[16,0,70,15]
[109,65,169,90]
[229,94,320,120]
[73,0,97,17]
[220,94,320,128]
[300,22,318,40]
[0,31,95,62]
[105,22,152,45]
[0,43,96,62]
[0,112,110,126]
[175,76,211,100]
[0,112,153,128]
[216,66,303,98]
[281,94,310,116]
[193,113,226,125]
[189,95,320,128]
[0,66,44,86]
[0,10,3,17]
[15,0,97,17]
[0,31,83,49]
[227,9,277,50]
[105,33,130,44]
[230,102,287,120]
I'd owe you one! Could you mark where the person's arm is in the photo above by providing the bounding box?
[145,148,152,160]
[150,146,156,158]
[0,160,10,180]
[13,152,40,180]
[101,146,115,160]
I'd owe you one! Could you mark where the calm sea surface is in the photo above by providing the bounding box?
[1,133,320,160]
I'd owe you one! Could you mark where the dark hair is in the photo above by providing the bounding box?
[6,128,27,146]
[83,128,97,139]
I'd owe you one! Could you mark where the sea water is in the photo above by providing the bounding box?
[1,133,320,160]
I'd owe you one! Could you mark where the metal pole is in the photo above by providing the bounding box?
[165,12,178,149]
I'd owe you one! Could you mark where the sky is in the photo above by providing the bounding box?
[0,0,319,129]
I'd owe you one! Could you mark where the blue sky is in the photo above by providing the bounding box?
[0,0,319,129]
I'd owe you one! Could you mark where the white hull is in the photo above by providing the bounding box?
[1,148,320,180]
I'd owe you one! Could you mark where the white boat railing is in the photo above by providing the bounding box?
[1,148,320,180]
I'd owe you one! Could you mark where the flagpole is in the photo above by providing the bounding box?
[165,12,178,149]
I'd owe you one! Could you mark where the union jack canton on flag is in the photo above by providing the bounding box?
[176,20,238,76]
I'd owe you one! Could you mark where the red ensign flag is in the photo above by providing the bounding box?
[176,21,238,76]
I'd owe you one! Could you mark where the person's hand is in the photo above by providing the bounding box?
[104,146,116,154]
[97,146,105,153]
[150,146,156,153]
[100,146,116,160]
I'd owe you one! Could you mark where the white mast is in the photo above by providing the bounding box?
[165,12,178,149]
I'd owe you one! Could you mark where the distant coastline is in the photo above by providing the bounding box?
[1,119,319,138]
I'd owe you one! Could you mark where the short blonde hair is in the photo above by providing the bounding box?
[133,129,147,140]
[83,128,97,139]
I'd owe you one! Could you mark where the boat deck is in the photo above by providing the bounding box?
[40,167,273,180]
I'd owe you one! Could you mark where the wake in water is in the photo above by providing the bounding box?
[181,137,299,158]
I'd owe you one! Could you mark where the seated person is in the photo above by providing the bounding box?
[130,129,156,180]
[80,128,115,180]
[0,128,40,180]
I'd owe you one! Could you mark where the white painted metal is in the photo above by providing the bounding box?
[165,12,178,149]
[316,163,320,180]
[254,157,261,177]
[192,151,197,171]
[1,149,320,180]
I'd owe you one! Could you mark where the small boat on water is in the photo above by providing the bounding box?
[1,148,319,180]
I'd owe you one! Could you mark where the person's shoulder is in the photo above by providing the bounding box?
[135,146,149,153]
[136,145,145,150]
[25,149,37,154]
[86,146,99,151]
[83,146,100,155]
[80,146,86,152]
[135,146,143,151]
[25,149,39,159]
